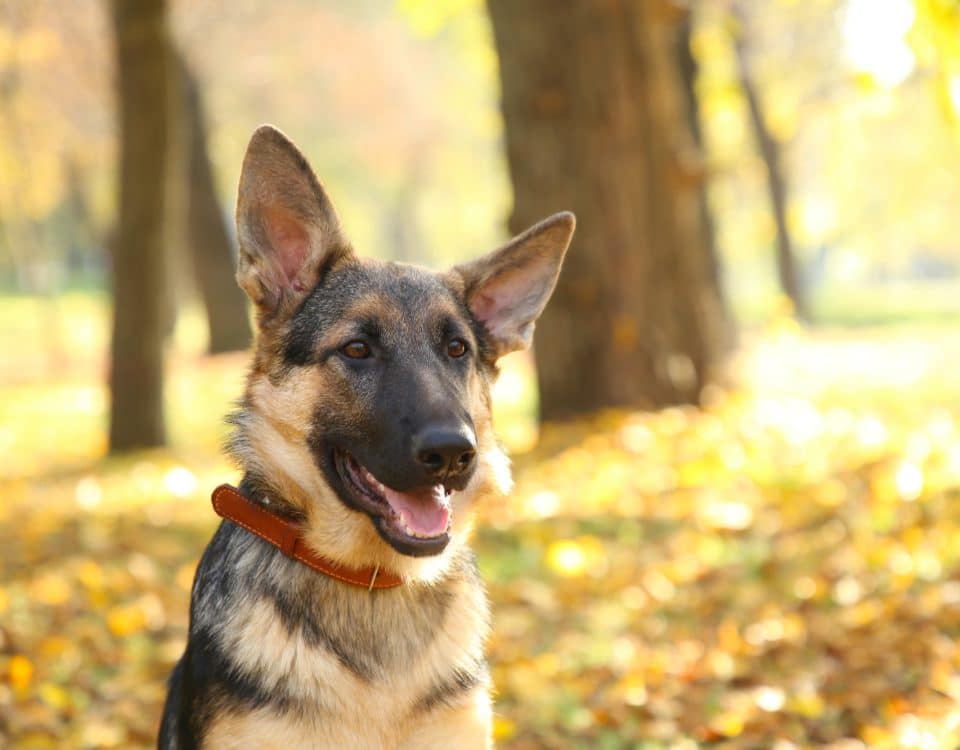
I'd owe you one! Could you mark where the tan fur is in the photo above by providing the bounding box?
[204,685,491,750]
[397,687,493,750]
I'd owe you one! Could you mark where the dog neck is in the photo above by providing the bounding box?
[211,483,404,590]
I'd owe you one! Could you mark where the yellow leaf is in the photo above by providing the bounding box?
[76,559,104,590]
[107,603,146,637]
[37,682,70,711]
[789,691,825,718]
[8,654,34,694]
[31,573,71,606]
[616,672,648,707]
[38,636,71,658]
[860,725,891,746]
[709,710,745,738]
[492,716,516,740]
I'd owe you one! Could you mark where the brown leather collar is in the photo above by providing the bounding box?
[211,484,403,590]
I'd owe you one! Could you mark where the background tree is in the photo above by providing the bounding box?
[676,11,727,319]
[107,0,170,451]
[731,0,808,321]
[488,0,731,419]
[175,50,252,354]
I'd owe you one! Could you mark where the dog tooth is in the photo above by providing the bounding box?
[399,517,423,538]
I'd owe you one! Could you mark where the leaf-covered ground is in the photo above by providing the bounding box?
[3,301,960,749]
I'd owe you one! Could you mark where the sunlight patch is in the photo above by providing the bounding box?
[75,476,102,510]
[164,466,197,498]
[844,0,915,88]
[895,461,924,501]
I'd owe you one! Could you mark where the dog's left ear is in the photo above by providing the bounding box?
[236,125,351,323]
[454,212,575,359]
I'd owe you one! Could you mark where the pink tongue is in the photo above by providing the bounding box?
[382,484,450,538]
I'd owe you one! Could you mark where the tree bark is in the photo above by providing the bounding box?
[732,3,809,321]
[177,51,252,353]
[488,0,731,419]
[108,0,169,451]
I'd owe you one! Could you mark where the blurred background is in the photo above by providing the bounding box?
[4,0,960,747]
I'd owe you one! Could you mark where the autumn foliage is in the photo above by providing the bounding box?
[6,0,960,747]
[3,304,960,748]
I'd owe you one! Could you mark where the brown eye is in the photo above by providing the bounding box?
[342,340,371,359]
[447,338,467,358]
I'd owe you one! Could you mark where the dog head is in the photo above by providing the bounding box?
[229,125,574,581]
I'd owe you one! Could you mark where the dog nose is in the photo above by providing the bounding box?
[414,426,477,479]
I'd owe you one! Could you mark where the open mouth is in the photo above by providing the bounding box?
[332,449,453,557]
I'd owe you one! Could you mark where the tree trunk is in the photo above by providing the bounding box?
[177,51,252,353]
[676,12,727,315]
[488,0,731,419]
[108,0,169,451]
[732,3,809,321]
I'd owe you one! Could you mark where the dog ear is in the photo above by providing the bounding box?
[455,212,575,358]
[236,125,350,321]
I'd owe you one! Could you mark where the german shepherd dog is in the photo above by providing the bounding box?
[158,125,574,749]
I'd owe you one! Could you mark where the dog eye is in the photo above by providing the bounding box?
[447,338,467,358]
[341,340,371,359]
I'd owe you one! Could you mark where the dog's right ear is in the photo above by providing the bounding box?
[236,125,351,322]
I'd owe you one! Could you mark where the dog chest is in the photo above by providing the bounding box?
[199,549,490,748]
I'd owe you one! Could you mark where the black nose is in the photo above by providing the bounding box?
[413,425,477,479]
